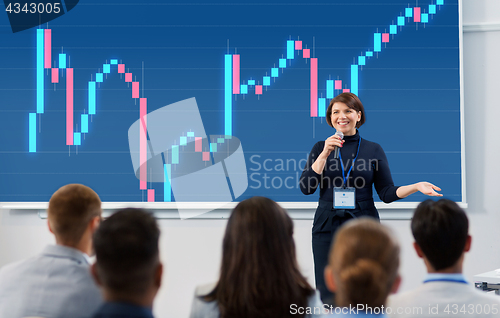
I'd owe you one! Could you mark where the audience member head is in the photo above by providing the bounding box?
[205,196,314,318]
[47,184,102,252]
[411,199,471,273]
[325,218,400,309]
[91,208,162,307]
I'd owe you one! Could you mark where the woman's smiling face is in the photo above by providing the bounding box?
[330,102,361,136]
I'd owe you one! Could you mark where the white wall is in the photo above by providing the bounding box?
[1,1,500,317]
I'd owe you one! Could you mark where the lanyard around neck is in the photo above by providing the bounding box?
[423,278,468,284]
[338,137,361,186]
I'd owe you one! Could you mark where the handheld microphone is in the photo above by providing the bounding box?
[333,130,344,159]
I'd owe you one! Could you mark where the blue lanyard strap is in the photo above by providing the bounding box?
[338,137,362,186]
[423,278,468,284]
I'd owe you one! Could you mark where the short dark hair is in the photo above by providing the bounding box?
[411,199,469,271]
[48,184,101,245]
[326,92,366,128]
[93,208,160,296]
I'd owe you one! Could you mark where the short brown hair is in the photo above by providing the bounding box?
[48,184,102,245]
[326,92,366,128]
[329,218,399,308]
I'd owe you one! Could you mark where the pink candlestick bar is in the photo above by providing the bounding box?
[51,68,59,83]
[414,7,421,22]
[139,98,148,190]
[202,152,210,161]
[132,82,139,98]
[295,41,302,50]
[310,58,318,117]
[118,64,125,73]
[303,49,310,58]
[233,54,240,94]
[335,80,342,90]
[66,68,74,145]
[147,189,155,202]
[195,137,202,152]
[382,33,390,43]
[44,29,51,69]
[343,89,350,93]
[125,73,133,82]
[255,85,263,95]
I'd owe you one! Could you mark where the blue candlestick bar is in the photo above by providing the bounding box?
[374,33,382,52]
[240,84,248,94]
[351,65,358,96]
[73,133,81,146]
[164,164,172,202]
[327,80,334,99]
[81,114,89,133]
[319,98,326,117]
[287,40,294,59]
[89,82,96,114]
[59,54,66,68]
[180,136,187,146]
[29,113,36,152]
[172,145,179,164]
[210,143,217,153]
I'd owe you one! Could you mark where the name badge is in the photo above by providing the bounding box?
[334,187,356,209]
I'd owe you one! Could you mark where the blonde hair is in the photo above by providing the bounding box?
[329,218,399,308]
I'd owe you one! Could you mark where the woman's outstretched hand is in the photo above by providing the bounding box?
[396,182,443,199]
[415,182,443,197]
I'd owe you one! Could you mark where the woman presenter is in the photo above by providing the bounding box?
[300,92,442,304]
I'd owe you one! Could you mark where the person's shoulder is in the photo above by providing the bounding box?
[194,282,217,297]
[305,140,324,155]
[467,285,500,304]
[305,290,324,318]
[387,286,425,306]
[0,254,40,279]
[190,283,219,318]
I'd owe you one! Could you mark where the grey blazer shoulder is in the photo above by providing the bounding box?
[0,245,103,318]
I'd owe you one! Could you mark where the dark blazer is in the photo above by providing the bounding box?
[93,302,154,318]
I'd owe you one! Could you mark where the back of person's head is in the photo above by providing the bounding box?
[326,218,400,309]
[206,196,314,318]
[92,208,161,301]
[47,184,101,246]
[411,199,469,271]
